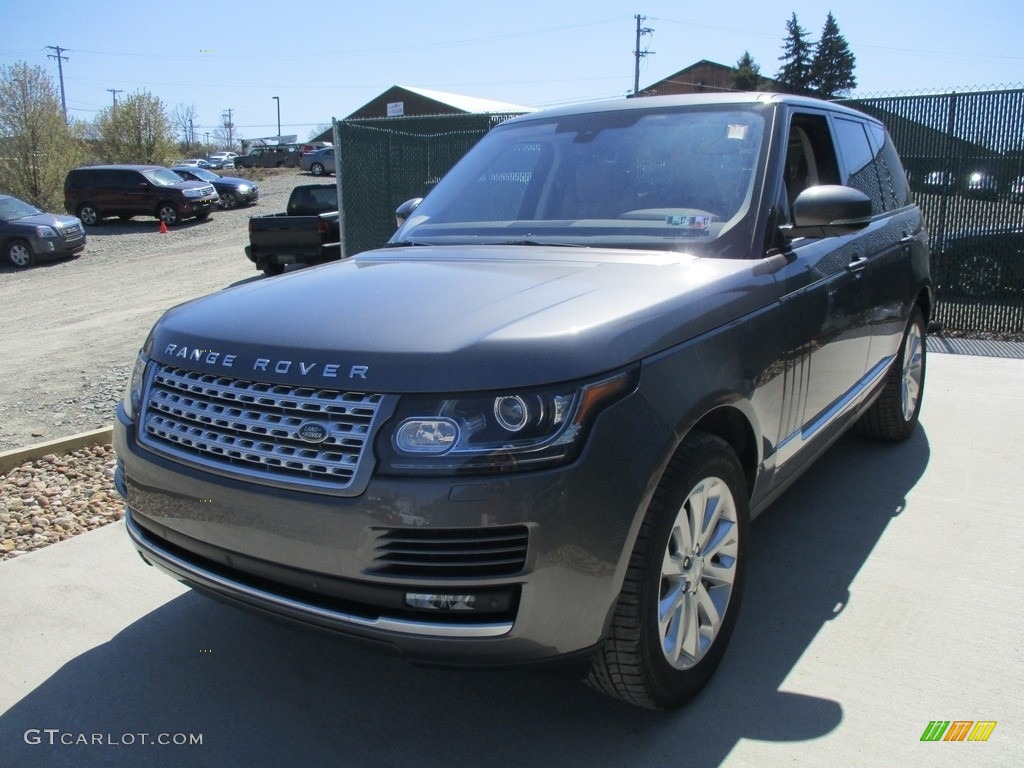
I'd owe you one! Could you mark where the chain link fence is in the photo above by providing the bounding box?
[845,87,1024,337]
[336,114,521,258]
[336,88,1024,337]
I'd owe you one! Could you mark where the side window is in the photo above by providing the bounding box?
[832,117,885,215]
[783,113,840,215]
[868,123,912,209]
[95,170,118,187]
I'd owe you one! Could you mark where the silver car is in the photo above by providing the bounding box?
[300,147,336,176]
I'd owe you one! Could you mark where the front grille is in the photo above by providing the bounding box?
[61,223,84,240]
[371,526,530,578]
[138,363,384,494]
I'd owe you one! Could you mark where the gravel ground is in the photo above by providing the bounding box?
[0,169,322,560]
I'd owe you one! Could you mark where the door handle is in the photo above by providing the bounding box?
[847,255,869,272]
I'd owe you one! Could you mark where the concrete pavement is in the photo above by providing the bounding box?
[1,347,1022,767]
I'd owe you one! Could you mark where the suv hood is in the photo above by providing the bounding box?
[11,211,81,229]
[149,245,777,391]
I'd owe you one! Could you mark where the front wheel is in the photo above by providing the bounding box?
[6,239,35,268]
[859,306,926,441]
[587,432,749,709]
[157,204,179,227]
[77,204,101,227]
[220,192,237,209]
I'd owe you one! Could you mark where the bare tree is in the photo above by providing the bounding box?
[171,102,198,153]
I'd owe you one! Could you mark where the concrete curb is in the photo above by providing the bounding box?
[0,426,114,476]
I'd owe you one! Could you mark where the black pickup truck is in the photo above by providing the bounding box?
[244,184,340,276]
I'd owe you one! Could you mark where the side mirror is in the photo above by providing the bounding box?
[780,185,872,239]
[395,198,423,228]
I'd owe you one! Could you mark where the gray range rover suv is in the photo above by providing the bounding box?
[114,93,930,709]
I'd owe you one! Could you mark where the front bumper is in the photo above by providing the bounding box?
[29,227,85,258]
[113,388,666,665]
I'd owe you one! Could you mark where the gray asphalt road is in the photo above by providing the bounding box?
[0,349,1021,768]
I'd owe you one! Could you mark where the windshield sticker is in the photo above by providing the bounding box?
[665,215,712,228]
[727,124,749,140]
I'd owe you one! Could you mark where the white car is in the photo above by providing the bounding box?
[207,152,238,169]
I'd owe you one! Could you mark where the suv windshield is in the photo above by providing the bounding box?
[391,104,768,256]
[144,168,190,187]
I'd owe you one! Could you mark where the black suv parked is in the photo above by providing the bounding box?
[64,165,220,227]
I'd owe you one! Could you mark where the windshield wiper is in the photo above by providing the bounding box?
[383,240,432,248]
[502,240,584,247]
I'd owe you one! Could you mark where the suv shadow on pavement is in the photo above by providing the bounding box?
[0,428,929,767]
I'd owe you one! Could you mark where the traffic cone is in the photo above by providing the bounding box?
[159,221,169,234]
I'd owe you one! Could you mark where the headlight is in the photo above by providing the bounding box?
[236,184,252,192]
[34,225,58,238]
[377,370,636,475]
[123,351,149,420]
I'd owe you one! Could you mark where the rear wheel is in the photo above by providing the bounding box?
[6,239,34,268]
[960,254,1003,297]
[859,306,926,441]
[261,262,284,277]
[587,432,748,709]
[310,162,325,176]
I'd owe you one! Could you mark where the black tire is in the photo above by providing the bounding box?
[310,162,325,177]
[261,262,284,277]
[221,192,237,209]
[859,306,927,441]
[157,204,179,227]
[960,254,1003,297]
[6,239,35,268]
[77,204,101,227]
[195,212,210,220]
[587,432,749,709]
[276,161,286,168]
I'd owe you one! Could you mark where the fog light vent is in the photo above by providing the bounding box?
[405,593,477,611]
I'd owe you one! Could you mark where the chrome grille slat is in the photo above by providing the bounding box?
[139,364,383,492]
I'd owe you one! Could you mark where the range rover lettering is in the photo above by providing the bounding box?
[114,93,930,709]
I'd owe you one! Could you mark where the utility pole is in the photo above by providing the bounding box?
[45,45,69,123]
[272,96,281,140]
[222,108,234,149]
[632,15,654,97]
[107,88,122,107]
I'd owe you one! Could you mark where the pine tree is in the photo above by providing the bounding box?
[810,12,857,98]
[776,13,815,94]
[733,51,764,91]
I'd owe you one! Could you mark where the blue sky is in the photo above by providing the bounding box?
[3,0,1022,146]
